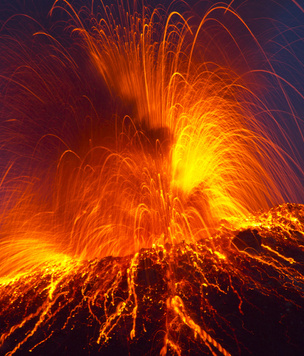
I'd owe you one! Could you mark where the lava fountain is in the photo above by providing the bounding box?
[0,1,304,355]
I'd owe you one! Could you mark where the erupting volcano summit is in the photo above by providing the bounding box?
[0,1,304,355]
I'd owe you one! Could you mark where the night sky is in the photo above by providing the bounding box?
[0,0,304,194]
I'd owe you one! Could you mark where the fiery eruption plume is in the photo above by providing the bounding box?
[0,1,304,355]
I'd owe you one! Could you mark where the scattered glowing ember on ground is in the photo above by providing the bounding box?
[1,204,304,355]
[0,1,304,355]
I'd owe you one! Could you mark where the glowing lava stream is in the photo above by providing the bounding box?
[0,1,304,355]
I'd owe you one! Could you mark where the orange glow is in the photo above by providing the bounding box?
[1,1,303,276]
[0,1,304,355]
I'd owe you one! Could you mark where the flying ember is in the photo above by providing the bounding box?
[0,1,304,355]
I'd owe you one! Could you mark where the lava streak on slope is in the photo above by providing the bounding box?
[0,1,304,355]
[1,204,304,355]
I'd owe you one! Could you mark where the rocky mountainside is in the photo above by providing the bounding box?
[1,203,304,356]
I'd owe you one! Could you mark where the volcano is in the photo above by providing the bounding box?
[1,1,304,355]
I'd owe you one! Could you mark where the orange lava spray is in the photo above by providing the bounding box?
[0,1,304,355]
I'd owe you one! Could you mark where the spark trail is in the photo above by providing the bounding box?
[0,1,304,355]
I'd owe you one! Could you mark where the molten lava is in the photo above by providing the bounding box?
[0,1,304,355]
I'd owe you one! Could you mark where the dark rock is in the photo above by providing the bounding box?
[232,228,262,254]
